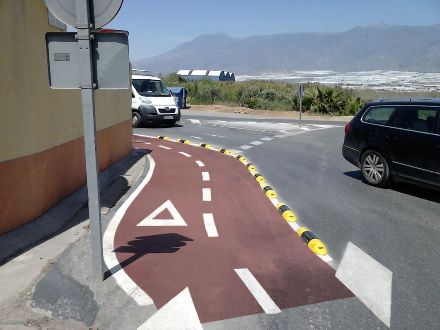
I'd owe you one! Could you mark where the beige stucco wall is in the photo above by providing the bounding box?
[0,0,131,162]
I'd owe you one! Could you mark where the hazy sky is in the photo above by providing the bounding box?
[107,0,440,61]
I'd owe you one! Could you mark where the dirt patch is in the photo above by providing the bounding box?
[188,104,353,122]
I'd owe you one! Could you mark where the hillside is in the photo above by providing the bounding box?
[133,25,440,75]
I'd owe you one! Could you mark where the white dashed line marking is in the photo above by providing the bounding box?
[203,213,218,237]
[202,172,210,181]
[274,134,286,138]
[234,268,281,314]
[179,151,192,158]
[240,145,252,150]
[261,137,273,141]
[189,119,202,124]
[191,136,202,140]
[195,160,205,167]
[159,145,171,150]
[250,141,264,146]
[202,188,211,202]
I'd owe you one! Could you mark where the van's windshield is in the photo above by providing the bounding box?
[132,79,171,97]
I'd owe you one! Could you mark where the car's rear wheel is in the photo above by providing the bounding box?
[132,111,142,128]
[361,150,390,187]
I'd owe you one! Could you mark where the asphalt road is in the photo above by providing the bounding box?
[133,110,440,329]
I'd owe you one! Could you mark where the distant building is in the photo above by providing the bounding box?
[177,70,235,82]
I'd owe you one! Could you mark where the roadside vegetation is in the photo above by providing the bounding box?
[161,73,440,116]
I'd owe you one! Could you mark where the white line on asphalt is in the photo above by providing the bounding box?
[202,172,210,181]
[274,134,286,138]
[138,287,202,330]
[143,142,151,145]
[240,145,253,150]
[191,136,202,140]
[195,160,205,167]
[203,213,219,237]
[202,188,211,201]
[189,119,202,124]
[103,155,155,306]
[234,268,281,314]
[210,134,226,138]
[159,145,172,150]
[179,151,192,158]
[250,141,264,146]
[261,137,273,141]
[336,242,392,328]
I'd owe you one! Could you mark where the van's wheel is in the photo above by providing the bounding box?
[361,150,390,187]
[166,120,176,127]
[132,112,142,128]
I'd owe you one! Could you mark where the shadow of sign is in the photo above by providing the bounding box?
[105,233,193,279]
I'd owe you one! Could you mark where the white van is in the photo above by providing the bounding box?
[131,75,180,127]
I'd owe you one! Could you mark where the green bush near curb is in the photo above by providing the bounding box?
[161,74,440,116]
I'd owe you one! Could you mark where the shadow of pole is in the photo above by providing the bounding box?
[104,233,193,280]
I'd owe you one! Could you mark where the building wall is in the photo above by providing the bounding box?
[0,0,133,234]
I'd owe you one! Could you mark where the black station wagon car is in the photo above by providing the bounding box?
[342,98,440,189]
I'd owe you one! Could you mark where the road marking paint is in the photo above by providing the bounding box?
[203,213,219,237]
[250,141,264,146]
[103,155,155,306]
[202,188,212,201]
[274,134,286,138]
[195,160,205,167]
[188,119,202,124]
[138,287,202,330]
[240,145,253,150]
[143,142,151,145]
[137,200,187,227]
[179,151,192,158]
[202,172,210,181]
[336,242,392,328]
[299,127,311,131]
[159,145,172,150]
[261,137,273,141]
[191,136,202,140]
[234,268,281,314]
[210,134,226,138]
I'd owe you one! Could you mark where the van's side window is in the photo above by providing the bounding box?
[132,92,135,98]
[389,107,439,134]
[363,107,396,125]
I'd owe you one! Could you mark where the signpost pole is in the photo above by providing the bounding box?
[298,84,303,127]
[76,0,104,280]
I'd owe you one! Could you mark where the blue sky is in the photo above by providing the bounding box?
[107,0,440,61]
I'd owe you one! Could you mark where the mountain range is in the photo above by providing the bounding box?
[133,24,440,75]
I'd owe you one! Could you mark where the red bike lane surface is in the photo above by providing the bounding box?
[114,136,352,323]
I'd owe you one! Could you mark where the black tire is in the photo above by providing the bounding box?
[361,150,391,187]
[166,120,176,127]
[132,111,142,128]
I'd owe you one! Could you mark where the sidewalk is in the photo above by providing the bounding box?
[0,148,149,329]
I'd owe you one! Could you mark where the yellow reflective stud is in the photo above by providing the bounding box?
[184,140,191,144]
[248,164,257,172]
[307,239,328,256]
[255,175,265,184]
[238,156,248,164]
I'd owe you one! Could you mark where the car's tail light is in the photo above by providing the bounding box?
[345,122,351,135]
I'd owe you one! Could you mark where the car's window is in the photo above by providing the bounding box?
[389,107,439,134]
[363,107,396,125]
[132,79,170,97]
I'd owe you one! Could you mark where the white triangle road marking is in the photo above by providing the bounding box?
[138,287,202,330]
[137,200,187,227]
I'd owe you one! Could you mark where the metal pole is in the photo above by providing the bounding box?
[76,0,104,280]
[298,84,303,127]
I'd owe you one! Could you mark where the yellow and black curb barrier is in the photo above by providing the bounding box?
[276,203,297,222]
[200,143,212,149]
[219,148,233,155]
[152,135,330,261]
[297,227,328,256]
